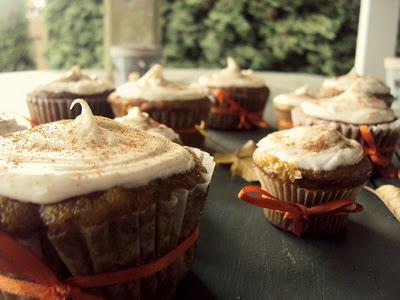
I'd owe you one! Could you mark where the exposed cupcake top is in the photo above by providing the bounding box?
[301,84,396,124]
[0,114,30,136]
[273,85,314,109]
[116,64,207,101]
[254,126,364,180]
[322,68,390,94]
[198,57,265,88]
[34,65,114,95]
[0,99,194,204]
[115,107,180,141]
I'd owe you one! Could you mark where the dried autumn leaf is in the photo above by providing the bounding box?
[237,140,256,158]
[230,156,259,182]
[214,140,258,182]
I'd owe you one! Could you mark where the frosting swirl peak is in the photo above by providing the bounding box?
[301,88,395,124]
[116,64,207,101]
[198,57,265,88]
[0,100,194,204]
[35,65,114,95]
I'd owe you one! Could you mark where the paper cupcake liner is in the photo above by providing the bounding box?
[255,167,364,236]
[27,93,114,125]
[206,87,268,130]
[0,151,215,300]
[292,108,400,159]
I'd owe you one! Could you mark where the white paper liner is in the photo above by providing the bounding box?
[255,167,365,236]
[0,150,215,300]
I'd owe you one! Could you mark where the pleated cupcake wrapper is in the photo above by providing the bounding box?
[292,108,400,159]
[1,151,215,300]
[255,167,364,236]
[206,88,268,130]
[27,94,113,125]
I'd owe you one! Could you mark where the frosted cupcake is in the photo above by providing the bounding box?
[199,57,269,130]
[319,69,393,106]
[272,85,314,129]
[108,64,211,148]
[0,113,30,135]
[0,99,215,299]
[115,107,181,143]
[251,126,371,236]
[27,65,114,125]
[292,81,400,175]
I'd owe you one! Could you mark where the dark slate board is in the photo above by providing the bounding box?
[176,129,400,300]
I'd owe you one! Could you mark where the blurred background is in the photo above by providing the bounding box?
[0,0,397,75]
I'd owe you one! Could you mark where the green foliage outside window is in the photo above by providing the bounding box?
[44,0,104,69]
[162,0,361,75]
[0,0,34,71]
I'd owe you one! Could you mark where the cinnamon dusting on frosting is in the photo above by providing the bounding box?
[254,126,364,178]
[302,83,395,124]
[0,100,194,204]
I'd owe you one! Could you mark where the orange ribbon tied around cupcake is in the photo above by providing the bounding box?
[359,125,400,178]
[238,186,363,236]
[0,227,199,300]
[212,89,269,129]
[277,117,293,129]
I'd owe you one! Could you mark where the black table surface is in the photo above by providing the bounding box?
[176,128,400,300]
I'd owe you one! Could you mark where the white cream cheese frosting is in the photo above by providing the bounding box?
[301,85,396,124]
[115,107,180,141]
[198,57,265,88]
[116,64,207,101]
[35,66,114,95]
[322,68,390,94]
[0,99,194,204]
[254,126,364,176]
[273,85,314,109]
[0,114,30,136]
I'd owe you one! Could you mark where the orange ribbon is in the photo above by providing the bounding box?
[0,227,199,300]
[238,186,363,236]
[211,89,269,129]
[359,125,399,178]
[277,117,293,129]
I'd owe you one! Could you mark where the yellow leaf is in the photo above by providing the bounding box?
[230,157,259,182]
[237,140,256,158]
[214,152,237,164]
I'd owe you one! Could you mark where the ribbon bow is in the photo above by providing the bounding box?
[277,117,293,129]
[212,89,269,129]
[359,125,399,178]
[0,227,199,300]
[238,186,363,236]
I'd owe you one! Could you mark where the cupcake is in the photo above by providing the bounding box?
[272,85,314,130]
[199,57,269,130]
[319,69,393,106]
[108,65,211,148]
[250,126,371,236]
[0,99,215,299]
[27,65,114,125]
[0,113,30,135]
[292,81,400,176]
[115,107,181,143]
